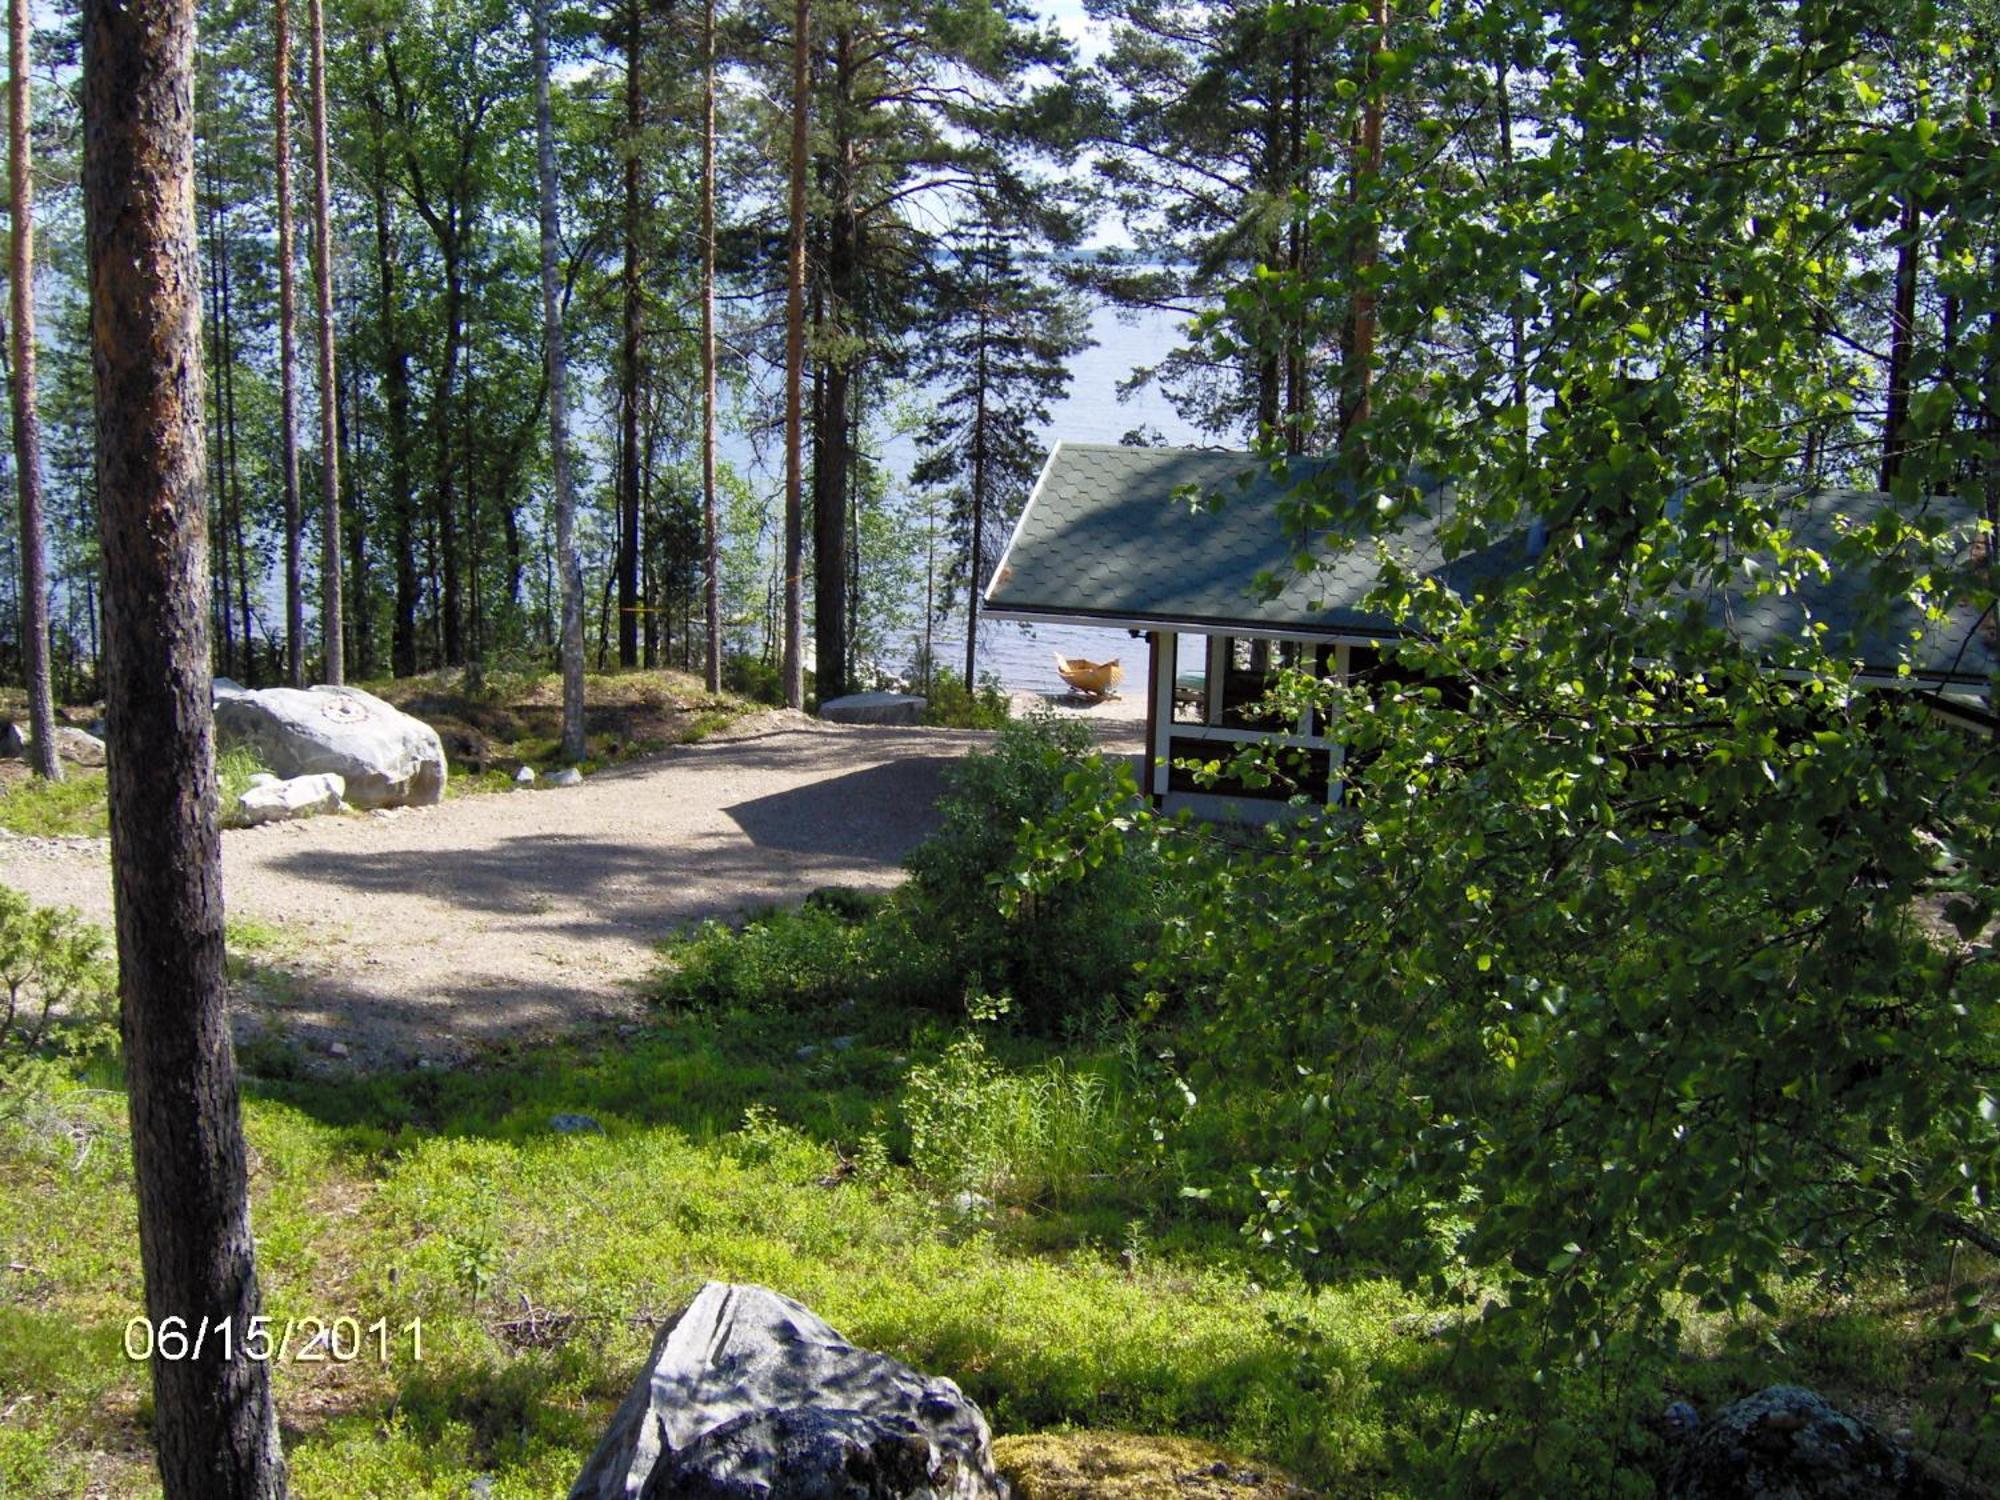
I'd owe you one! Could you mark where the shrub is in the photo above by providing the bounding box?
[655,906,879,1013]
[903,712,1157,1033]
[0,887,116,1096]
[921,668,1011,729]
[903,1028,1138,1210]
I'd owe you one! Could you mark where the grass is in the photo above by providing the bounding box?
[0,1013,1423,1499]
[359,665,758,793]
[4,950,1988,1498]
[0,767,110,837]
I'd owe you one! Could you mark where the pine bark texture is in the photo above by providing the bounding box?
[274,0,305,685]
[701,0,722,693]
[535,0,585,760]
[308,0,342,682]
[618,3,642,670]
[782,0,809,708]
[9,0,58,780]
[81,2,286,1494]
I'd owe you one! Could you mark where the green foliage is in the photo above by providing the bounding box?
[0,888,116,1095]
[920,667,1013,729]
[0,769,108,838]
[656,905,882,1013]
[903,1028,1137,1211]
[906,712,1158,1033]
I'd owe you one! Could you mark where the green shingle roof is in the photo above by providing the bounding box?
[983,441,1997,689]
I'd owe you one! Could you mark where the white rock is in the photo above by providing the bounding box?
[246,771,280,789]
[548,766,583,787]
[215,685,447,808]
[514,765,537,786]
[237,772,346,826]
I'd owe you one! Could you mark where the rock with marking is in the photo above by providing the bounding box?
[237,772,346,827]
[818,692,927,726]
[215,685,446,808]
[569,1281,1008,1500]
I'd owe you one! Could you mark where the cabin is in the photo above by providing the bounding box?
[982,442,1999,821]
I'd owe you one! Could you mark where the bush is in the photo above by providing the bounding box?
[904,712,1157,1033]
[655,904,884,1013]
[0,887,116,1096]
[921,668,1011,729]
[903,1028,1138,1211]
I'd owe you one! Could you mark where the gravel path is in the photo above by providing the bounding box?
[0,702,1144,1069]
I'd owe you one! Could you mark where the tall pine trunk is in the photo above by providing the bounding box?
[307,0,342,682]
[535,0,584,760]
[782,0,809,708]
[964,300,989,685]
[1340,0,1387,444]
[1880,188,1921,489]
[701,0,721,693]
[82,3,286,1493]
[812,28,855,703]
[10,0,58,780]
[617,2,643,669]
[274,0,305,684]
[365,63,419,677]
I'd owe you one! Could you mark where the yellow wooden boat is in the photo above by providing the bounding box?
[1053,652,1123,699]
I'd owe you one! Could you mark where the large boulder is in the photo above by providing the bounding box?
[819,692,927,726]
[1666,1386,1969,1500]
[570,1282,1008,1500]
[215,685,446,809]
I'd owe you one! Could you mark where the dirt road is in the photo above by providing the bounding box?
[3,713,1050,1067]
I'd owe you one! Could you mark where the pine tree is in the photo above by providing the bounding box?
[83,0,286,1492]
[910,236,1090,681]
[9,0,58,780]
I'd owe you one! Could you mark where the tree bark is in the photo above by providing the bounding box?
[1340,0,1388,445]
[1880,188,1921,490]
[701,0,722,693]
[965,297,988,686]
[82,3,286,1494]
[274,0,305,684]
[10,0,58,780]
[364,61,419,677]
[535,0,585,760]
[617,0,643,670]
[307,0,342,682]
[812,26,855,704]
[782,0,809,708]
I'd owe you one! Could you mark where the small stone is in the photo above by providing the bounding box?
[327,1041,350,1059]
[515,765,536,785]
[550,1113,604,1135]
[829,1035,858,1051]
[548,766,583,787]
[238,772,346,826]
[246,771,279,788]
[795,1044,820,1060]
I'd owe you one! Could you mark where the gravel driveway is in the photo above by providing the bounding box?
[0,712,1070,1068]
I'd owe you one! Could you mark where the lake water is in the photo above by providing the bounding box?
[725,302,1214,697]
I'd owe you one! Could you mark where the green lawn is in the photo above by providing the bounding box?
[2,901,1988,1497]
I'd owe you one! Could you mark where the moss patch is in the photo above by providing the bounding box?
[995,1431,1311,1499]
